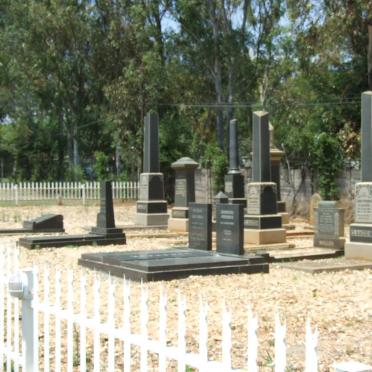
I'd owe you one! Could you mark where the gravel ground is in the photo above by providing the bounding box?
[0,203,371,371]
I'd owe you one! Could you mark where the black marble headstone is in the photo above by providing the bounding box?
[143,112,160,173]
[188,203,212,250]
[216,203,244,255]
[252,111,271,182]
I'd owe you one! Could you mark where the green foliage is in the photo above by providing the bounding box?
[201,143,228,194]
[312,132,344,200]
[0,0,369,184]
[93,151,110,181]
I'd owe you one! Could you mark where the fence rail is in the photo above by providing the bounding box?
[0,243,321,372]
[0,181,138,204]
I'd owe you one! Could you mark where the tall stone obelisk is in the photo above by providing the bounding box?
[244,111,286,244]
[346,91,372,259]
[135,112,169,226]
[224,119,246,206]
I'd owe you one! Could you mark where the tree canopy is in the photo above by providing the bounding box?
[0,0,371,193]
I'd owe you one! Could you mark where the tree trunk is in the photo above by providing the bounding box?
[208,0,224,149]
[368,22,372,90]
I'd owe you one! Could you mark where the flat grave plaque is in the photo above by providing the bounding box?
[79,248,269,282]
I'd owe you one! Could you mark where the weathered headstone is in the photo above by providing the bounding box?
[269,123,289,225]
[168,157,199,232]
[188,203,212,250]
[216,203,244,255]
[245,111,286,245]
[314,201,345,250]
[136,112,169,226]
[224,119,246,206]
[346,92,372,260]
[19,181,126,248]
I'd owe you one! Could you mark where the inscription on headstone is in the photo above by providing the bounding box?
[247,185,260,214]
[317,208,336,236]
[188,203,212,250]
[355,183,372,223]
[216,204,244,255]
[175,177,187,205]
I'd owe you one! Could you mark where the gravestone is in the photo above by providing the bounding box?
[314,201,345,250]
[346,92,372,260]
[244,111,286,245]
[0,214,65,234]
[224,119,246,206]
[168,157,199,232]
[216,203,244,255]
[135,112,169,226]
[269,123,289,225]
[188,203,212,250]
[19,181,126,248]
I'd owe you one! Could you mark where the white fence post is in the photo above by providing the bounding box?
[8,269,37,371]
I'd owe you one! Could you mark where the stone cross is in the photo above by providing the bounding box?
[143,112,160,173]
[252,111,271,182]
[228,119,240,173]
[361,92,372,182]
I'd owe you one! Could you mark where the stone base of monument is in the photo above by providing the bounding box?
[78,248,269,282]
[345,242,372,260]
[0,214,65,235]
[280,212,289,225]
[314,236,345,250]
[135,212,169,227]
[168,218,188,232]
[244,228,286,244]
[19,231,126,249]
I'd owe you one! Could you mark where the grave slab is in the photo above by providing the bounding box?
[278,259,372,273]
[78,248,269,282]
[0,214,64,234]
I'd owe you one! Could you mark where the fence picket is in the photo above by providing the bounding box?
[177,293,186,371]
[107,276,115,372]
[247,306,258,372]
[66,271,74,372]
[55,271,62,372]
[93,276,101,372]
[79,275,87,372]
[275,311,286,372]
[158,287,167,372]
[0,247,329,372]
[44,268,50,371]
[140,283,149,372]
[123,278,131,372]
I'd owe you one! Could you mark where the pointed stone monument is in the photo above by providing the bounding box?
[168,157,199,232]
[135,112,169,226]
[224,119,246,206]
[244,111,286,244]
[90,181,126,239]
[346,91,372,260]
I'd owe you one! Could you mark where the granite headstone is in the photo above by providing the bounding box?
[188,203,212,250]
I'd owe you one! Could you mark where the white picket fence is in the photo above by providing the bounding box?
[0,242,319,372]
[0,181,139,204]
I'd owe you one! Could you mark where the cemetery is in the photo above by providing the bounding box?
[0,2,371,371]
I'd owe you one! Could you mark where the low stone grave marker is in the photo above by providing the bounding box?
[0,214,64,235]
[19,181,125,248]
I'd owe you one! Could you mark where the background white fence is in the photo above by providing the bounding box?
[0,243,320,372]
[0,181,138,204]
